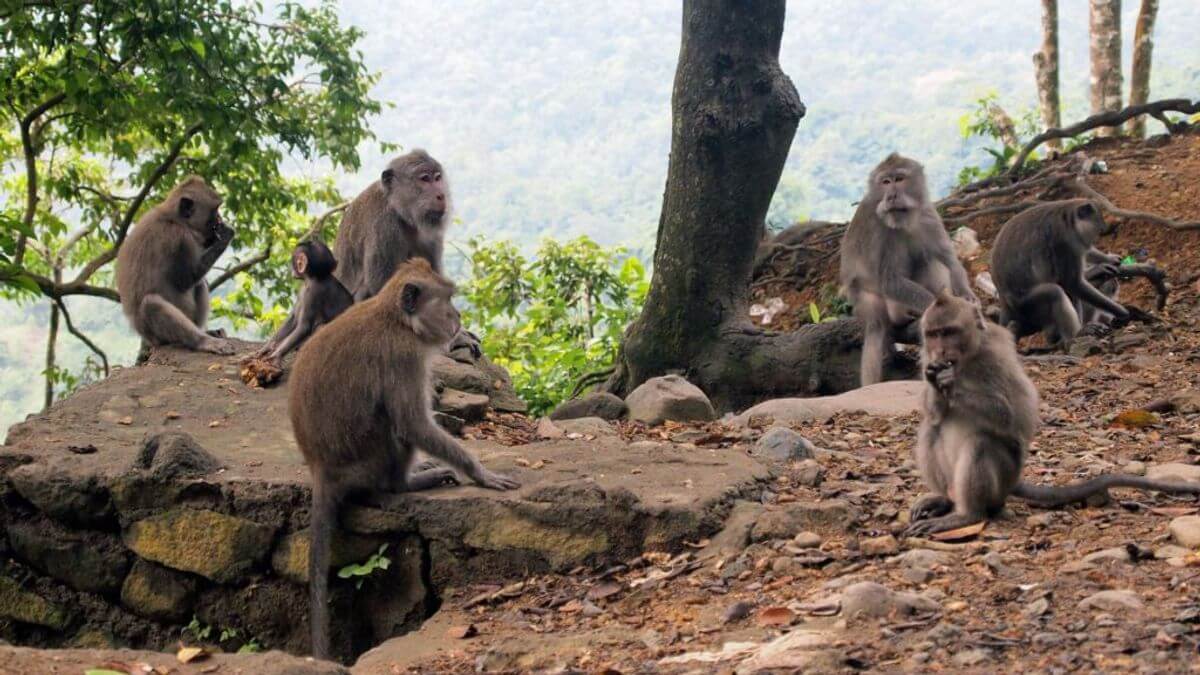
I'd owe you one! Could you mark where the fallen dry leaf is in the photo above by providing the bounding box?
[1111,409,1160,429]
[176,646,208,664]
[755,606,795,626]
[930,520,986,541]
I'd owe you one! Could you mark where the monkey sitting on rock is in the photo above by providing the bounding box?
[288,257,519,659]
[116,176,237,355]
[905,291,1200,537]
[256,240,353,364]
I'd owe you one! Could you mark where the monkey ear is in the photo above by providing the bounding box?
[401,283,420,314]
[178,197,195,219]
[381,168,395,188]
[1075,202,1096,219]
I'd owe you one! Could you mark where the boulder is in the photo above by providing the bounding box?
[8,463,114,528]
[434,388,489,423]
[270,529,387,584]
[550,392,628,421]
[0,577,70,630]
[625,375,715,426]
[432,354,526,413]
[7,520,130,597]
[555,417,618,437]
[123,508,275,583]
[120,559,198,622]
[133,431,221,479]
[733,380,923,426]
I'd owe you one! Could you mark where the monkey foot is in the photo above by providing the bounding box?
[1081,323,1112,338]
[909,494,953,523]
[904,512,980,538]
[206,328,228,338]
[200,338,237,355]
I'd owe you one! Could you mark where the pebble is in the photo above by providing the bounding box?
[1032,632,1064,649]
[902,567,934,585]
[1168,515,1200,548]
[952,649,991,667]
[892,549,952,569]
[721,600,754,624]
[860,535,899,557]
[1153,544,1190,560]
[1022,596,1050,620]
[1078,589,1144,612]
[792,532,822,549]
[1083,547,1132,565]
[794,459,825,487]
[1122,460,1147,476]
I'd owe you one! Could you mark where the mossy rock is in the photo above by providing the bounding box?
[123,508,275,583]
[0,577,70,630]
[271,529,387,584]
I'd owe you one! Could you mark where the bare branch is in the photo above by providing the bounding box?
[53,296,110,376]
[304,201,350,241]
[15,92,68,266]
[1066,176,1200,230]
[1009,98,1198,174]
[209,247,272,291]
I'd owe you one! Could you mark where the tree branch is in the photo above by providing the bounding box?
[15,92,67,266]
[69,121,204,286]
[209,247,271,290]
[1066,176,1200,230]
[303,201,350,241]
[53,296,110,376]
[1009,98,1198,174]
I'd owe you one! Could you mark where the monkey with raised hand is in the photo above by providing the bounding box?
[288,257,519,659]
[991,199,1132,347]
[116,176,236,355]
[905,291,1200,537]
[255,240,352,364]
[840,153,977,387]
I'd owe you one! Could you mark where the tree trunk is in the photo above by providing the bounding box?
[1033,0,1062,150]
[1089,0,1123,138]
[43,302,59,410]
[1125,0,1158,137]
[607,0,914,413]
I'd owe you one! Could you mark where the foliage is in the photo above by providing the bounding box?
[461,237,649,415]
[182,616,212,642]
[337,544,391,590]
[0,0,384,399]
[804,284,852,325]
[955,93,1042,185]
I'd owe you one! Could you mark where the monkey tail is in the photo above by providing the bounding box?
[309,478,336,660]
[1014,475,1200,508]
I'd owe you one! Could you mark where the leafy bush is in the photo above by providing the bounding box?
[956,93,1040,185]
[460,236,648,415]
[337,544,391,590]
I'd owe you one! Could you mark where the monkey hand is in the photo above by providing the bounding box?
[211,219,234,244]
[924,360,955,395]
[470,468,520,491]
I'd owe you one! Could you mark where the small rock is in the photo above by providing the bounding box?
[794,459,825,487]
[123,508,275,583]
[1123,461,1147,476]
[892,549,952,569]
[722,600,755,623]
[1022,596,1050,620]
[840,581,939,619]
[982,552,1009,575]
[860,535,899,557]
[1084,547,1132,565]
[120,559,198,622]
[1146,463,1200,484]
[1032,632,1064,649]
[1169,515,1200,548]
[535,417,564,439]
[952,648,991,667]
[556,416,618,437]
[792,532,822,549]
[1078,590,1143,612]
[550,392,628,421]
[625,375,716,426]
[755,426,816,461]
[0,577,69,630]
[749,500,857,542]
[133,431,221,479]
[902,567,934,584]
[1154,544,1190,560]
[435,388,489,423]
[8,463,114,528]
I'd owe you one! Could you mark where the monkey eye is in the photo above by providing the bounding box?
[895,175,905,183]
[419,173,433,183]
[433,172,442,182]
[881,178,892,185]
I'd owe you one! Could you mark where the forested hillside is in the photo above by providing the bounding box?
[2,0,1198,433]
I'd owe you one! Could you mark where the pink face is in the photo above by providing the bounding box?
[292,250,308,278]
[416,167,447,222]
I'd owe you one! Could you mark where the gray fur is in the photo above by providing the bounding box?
[839,154,976,386]
[115,176,235,355]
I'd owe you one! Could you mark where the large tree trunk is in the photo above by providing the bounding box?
[606,0,914,413]
[1033,0,1062,150]
[1125,0,1159,137]
[1089,0,1123,138]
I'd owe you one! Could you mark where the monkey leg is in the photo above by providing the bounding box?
[139,295,235,355]
[905,437,1017,537]
[909,494,954,522]
[404,468,460,491]
[1015,283,1081,348]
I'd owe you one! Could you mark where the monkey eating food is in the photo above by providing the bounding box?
[288,257,519,659]
[116,176,236,355]
[840,153,977,387]
[905,291,1200,537]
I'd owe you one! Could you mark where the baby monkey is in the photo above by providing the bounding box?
[257,240,353,364]
[906,291,1200,537]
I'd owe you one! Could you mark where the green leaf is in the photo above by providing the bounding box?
[1121,255,1136,266]
[808,302,821,324]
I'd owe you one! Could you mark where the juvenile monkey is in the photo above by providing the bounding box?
[255,240,352,364]
[906,292,1200,537]
[288,258,519,659]
[991,199,1129,346]
[840,154,976,387]
[116,176,236,355]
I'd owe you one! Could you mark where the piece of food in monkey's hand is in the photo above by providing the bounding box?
[239,356,283,388]
[929,520,985,542]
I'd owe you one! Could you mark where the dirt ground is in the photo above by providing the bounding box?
[360,131,1200,673]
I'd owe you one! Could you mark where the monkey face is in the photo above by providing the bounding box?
[177,181,228,245]
[870,154,927,230]
[921,294,984,366]
[292,250,309,278]
[402,282,462,346]
[1071,201,1113,243]
[382,150,450,229]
